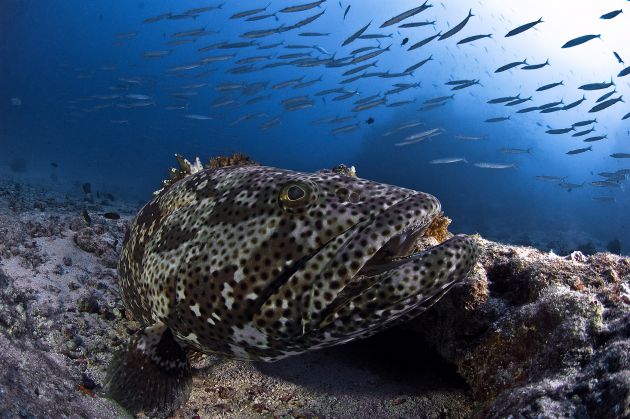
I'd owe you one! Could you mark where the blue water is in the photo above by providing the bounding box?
[1,0,629,253]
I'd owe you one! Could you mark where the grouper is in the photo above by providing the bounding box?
[106,155,479,416]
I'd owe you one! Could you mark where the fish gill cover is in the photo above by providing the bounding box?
[1,0,629,254]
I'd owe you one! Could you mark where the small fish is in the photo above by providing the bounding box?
[623,112,630,120]
[474,162,516,169]
[185,114,214,120]
[143,50,172,58]
[380,1,433,28]
[429,157,468,164]
[498,147,532,154]
[573,119,597,127]
[387,99,416,107]
[343,5,351,20]
[404,55,433,73]
[171,28,207,38]
[558,182,584,191]
[562,34,601,48]
[495,60,528,73]
[610,153,630,159]
[485,116,510,123]
[521,59,549,70]
[447,79,476,86]
[487,95,519,104]
[143,12,173,24]
[409,33,441,50]
[451,80,480,90]
[457,33,492,45]
[399,21,435,28]
[563,95,587,110]
[366,117,374,124]
[241,27,285,39]
[588,96,623,113]
[351,45,391,64]
[583,135,607,143]
[273,77,305,89]
[505,17,543,37]
[600,10,623,20]
[505,96,532,106]
[396,128,443,145]
[590,180,620,188]
[424,95,454,104]
[439,9,474,41]
[230,3,271,19]
[517,106,540,113]
[352,98,386,111]
[566,146,592,155]
[579,78,614,90]
[184,5,224,15]
[359,33,394,40]
[219,41,259,49]
[331,123,360,135]
[247,13,278,22]
[539,100,564,109]
[126,94,152,100]
[279,0,326,13]
[572,127,596,137]
[455,135,486,141]
[534,175,565,182]
[342,21,371,46]
[618,66,630,77]
[613,51,624,64]
[285,9,326,30]
[536,81,563,91]
[539,107,563,114]
[546,127,574,134]
[401,37,409,46]
[351,46,378,54]
[299,32,329,36]
[596,89,617,103]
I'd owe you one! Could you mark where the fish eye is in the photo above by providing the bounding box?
[279,181,316,211]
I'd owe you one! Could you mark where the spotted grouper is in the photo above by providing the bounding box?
[106,157,479,416]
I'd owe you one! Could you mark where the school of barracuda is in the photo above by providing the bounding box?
[66,1,629,202]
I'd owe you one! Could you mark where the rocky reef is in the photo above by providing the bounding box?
[0,178,628,418]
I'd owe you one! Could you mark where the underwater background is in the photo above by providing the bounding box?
[1,0,629,254]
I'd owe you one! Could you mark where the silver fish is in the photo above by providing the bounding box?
[474,162,516,169]
[566,146,592,155]
[380,1,432,28]
[505,17,543,37]
[428,157,468,164]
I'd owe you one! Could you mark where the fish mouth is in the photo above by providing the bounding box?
[356,222,432,277]
[346,191,442,278]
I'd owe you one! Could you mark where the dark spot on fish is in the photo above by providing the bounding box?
[103,212,121,220]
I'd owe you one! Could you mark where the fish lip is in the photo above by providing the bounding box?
[347,192,442,277]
